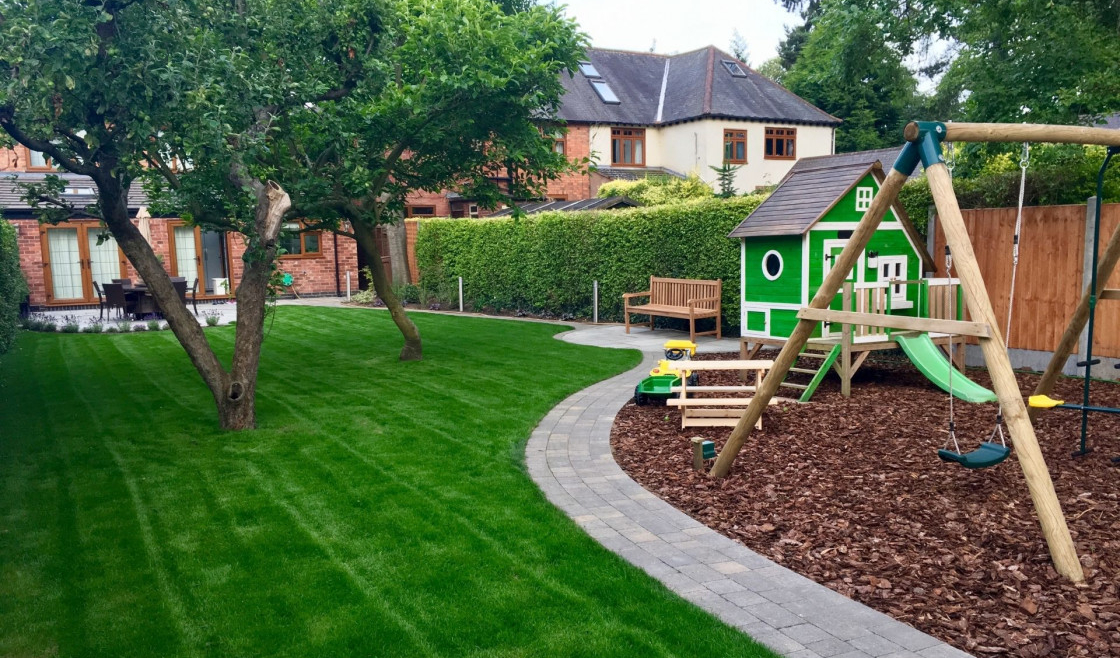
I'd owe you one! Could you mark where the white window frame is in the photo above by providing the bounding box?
[877,255,909,305]
[761,250,784,281]
[855,186,874,212]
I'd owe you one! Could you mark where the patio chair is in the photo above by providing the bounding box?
[171,280,189,317]
[188,278,200,316]
[92,280,106,320]
[102,282,131,319]
[112,278,132,287]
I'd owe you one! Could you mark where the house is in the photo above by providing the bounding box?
[0,147,358,310]
[400,45,840,216]
[728,148,933,340]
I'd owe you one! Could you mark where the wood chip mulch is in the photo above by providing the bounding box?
[611,352,1120,657]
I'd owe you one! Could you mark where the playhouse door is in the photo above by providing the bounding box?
[821,241,864,337]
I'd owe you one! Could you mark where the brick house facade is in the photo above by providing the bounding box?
[1,146,359,309]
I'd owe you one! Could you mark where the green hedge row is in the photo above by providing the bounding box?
[415,196,766,327]
[0,219,28,355]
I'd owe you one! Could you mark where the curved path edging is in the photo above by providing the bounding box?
[526,349,973,658]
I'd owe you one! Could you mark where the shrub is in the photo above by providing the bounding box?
[202,310,221,327]
[82,318,104,333]
[349,288,376,305]
[416,196,767,326]
[0,219,28,354]
[147,320,162,331]
[114,318,132,332]
[60,314,81,333]
[596,173,714,206]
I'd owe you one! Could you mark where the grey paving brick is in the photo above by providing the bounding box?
[745,601,806,629]
[782,623,835,645]
[917,645,973,658]
[848,633,904,657]
[723,588,769,607]
[751,630,808,655]
[870,623,941,652]
[806,637,861,658]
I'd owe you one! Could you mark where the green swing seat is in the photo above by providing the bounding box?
[938,442,1011,469]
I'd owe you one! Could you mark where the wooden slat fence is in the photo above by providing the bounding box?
[932,202,1120,357]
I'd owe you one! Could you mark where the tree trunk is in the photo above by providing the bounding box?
[353,222,422,361]
[386,220,411,286]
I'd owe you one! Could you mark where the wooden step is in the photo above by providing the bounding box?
[780,382,809,390]
[789,367,818,375]
[799,352,833,359]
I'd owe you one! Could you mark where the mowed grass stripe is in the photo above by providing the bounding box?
[0,307,779,657]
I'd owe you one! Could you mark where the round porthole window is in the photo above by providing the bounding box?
[762,250,783,281]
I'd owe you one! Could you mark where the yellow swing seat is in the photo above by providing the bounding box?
[1028,395,1065,409]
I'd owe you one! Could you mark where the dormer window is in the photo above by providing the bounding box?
[578,61,601,78]
[590,79,620,104]
[721,60,748,77]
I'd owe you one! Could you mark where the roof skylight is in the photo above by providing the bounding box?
[721,60,748,78]
[578,61,601,78]
[590,79,620,104]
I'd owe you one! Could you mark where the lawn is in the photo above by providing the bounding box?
[0,306,777,658]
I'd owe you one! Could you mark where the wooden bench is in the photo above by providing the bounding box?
[663,360,790,429]
[623,276,722,342]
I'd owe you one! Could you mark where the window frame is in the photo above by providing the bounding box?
[278,222,324,260]
[877,255,909,304]
[764,127,797,160]
[855,186,874,212]
[405,206,437,218]
[25,147,54,172]
[761,250,784,281]
[724,129,747,164]
[610,127,645,167]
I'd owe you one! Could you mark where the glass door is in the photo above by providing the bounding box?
[200,230,229,295]
[44,227,84,302]
[41,223,127,304]
[172,225,199,281]
[169,223,232,297]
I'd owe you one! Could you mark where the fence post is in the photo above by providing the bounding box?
[458,277,464,313]
[1078,196,1097,364]
[346,271,351,301]
[593,280,599,324]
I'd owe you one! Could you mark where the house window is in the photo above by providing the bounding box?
[764,127,796,160]
[279,222,322,258]
[406,206,437,218]
[878,256,908,303]
[724,129,747,164]
[762,250,784,281]
[590,80,620,104]
[550,130,566,156]
[611,128,645,166]
[855,187,874,212]
[721,60,748,78]
[578,61,601,78]
[468,204,479,218]
[27,149,53,171]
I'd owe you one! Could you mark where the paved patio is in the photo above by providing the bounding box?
[29,299,239,329]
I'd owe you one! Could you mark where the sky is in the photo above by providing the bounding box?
[554,0,802,67]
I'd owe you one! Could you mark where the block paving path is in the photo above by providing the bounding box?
[526,336,973,658]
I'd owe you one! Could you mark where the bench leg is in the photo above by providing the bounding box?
[689,316,696,343]
[625,309,631,334]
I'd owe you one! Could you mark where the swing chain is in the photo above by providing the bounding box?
[945,142,956,179]
[1020,142,1031,170]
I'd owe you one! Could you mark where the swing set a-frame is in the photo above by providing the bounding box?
[709,121,1120,584]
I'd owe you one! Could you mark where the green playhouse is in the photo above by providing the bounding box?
[728,149,996,402]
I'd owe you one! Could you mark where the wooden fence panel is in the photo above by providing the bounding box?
[933,203,1120,356]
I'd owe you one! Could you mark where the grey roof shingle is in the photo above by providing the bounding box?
[594,166,686,181]
[0,171,148,216]
[728,162,876,238]
[559,46,840,127]
[488,196,638,217]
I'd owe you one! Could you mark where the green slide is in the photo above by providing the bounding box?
[893,333,998,403]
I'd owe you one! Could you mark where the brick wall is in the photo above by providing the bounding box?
[546,123,593,200]
[0,147,22,171]
[16,217,358,307]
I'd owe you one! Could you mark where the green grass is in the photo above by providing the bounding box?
[0,307,777,657]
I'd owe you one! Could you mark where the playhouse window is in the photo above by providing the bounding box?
[762,250,783,281]
[855,187,874,212]
[878,256,908,303]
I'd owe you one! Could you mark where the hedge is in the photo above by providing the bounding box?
[415,195,766,327]
[0,219,28,355]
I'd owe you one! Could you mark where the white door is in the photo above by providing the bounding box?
[87,230,122,289]
[172,226,198,281]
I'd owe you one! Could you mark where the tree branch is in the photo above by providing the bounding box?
[0,110,100,178]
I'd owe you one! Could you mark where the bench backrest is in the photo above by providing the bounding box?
[649,277,721,309]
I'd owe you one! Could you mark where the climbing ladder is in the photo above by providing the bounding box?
[780,344,841,402]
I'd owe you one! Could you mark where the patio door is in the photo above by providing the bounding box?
[41,223,127,304]
[169,223,232,297]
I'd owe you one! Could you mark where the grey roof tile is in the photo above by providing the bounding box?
[559,46,840,127]
[728,162,876,238]
[1,171,148,216]
[487,196,638,217]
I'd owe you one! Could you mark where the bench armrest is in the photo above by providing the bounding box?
[623,291,651,301]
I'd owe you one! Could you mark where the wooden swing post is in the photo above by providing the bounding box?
[926,161,1084,582]
[709,164,911,478]
[904,121,1120,147]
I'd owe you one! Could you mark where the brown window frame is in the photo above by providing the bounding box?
[406,206,437,218]
[764,127,797,160]
[610,128,645,167]
[278,222,324,260]
[25,147,55,172]
[724,129,747,164]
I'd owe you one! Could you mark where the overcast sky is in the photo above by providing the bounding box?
[554,0,801,67]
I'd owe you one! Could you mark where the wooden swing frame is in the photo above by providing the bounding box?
[710,121,1120,583]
